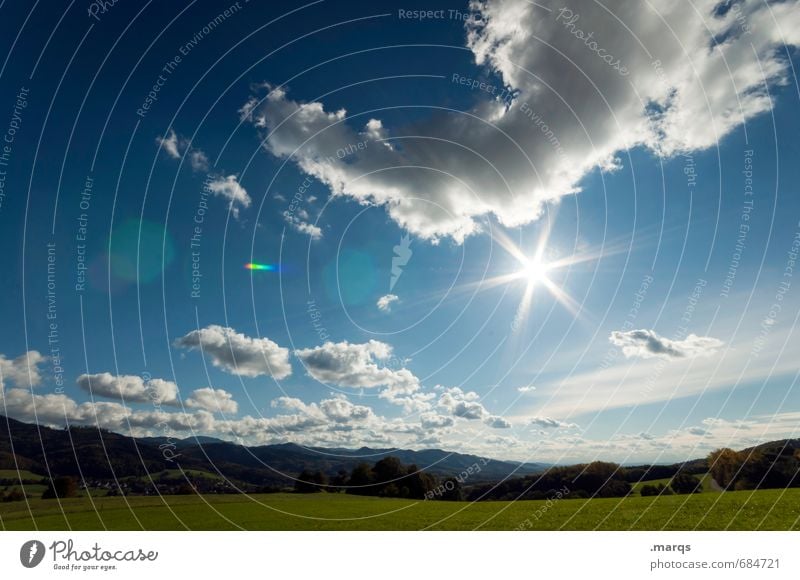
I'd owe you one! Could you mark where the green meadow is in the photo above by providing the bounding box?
[1,488,799,531]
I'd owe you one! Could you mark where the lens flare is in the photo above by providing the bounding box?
[244,263,277,271]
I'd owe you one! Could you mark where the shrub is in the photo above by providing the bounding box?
[671,473,702,494]
[42,476,78,499]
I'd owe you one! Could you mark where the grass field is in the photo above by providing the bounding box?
[1,488,798,531]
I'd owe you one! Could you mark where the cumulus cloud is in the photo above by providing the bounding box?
[527,416,579,429]
[484,415,512,429]
[376,294,399,312]
[284,214,322,239]
[0,351,46,391]
[295,340,431,413]
[207,175,252,218]
[516,385,536,393]
[174,325,292,379]
[77,373,179,405]
[190,149,209,172]
[436,386,508,427]
[156,129,182,159]
[186,387,238,414]
[295,340,415,390]
[157,129,209,172]
[420,413,455,429]
[438,387,486,420]
[610,329,723,360]
[241,0,800,243]
[687,426,710,436]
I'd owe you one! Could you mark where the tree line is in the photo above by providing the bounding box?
[295,456,454,499]
[708,444,800,491]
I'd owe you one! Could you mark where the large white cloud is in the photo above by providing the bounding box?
[0,351,46,391]
[295,339,414,389]
[76,373,179,405]
[241,0,800,243]
[174,325,292,379]
[437,386,512,428]
[185,387,239,414]
[295,340,433,413]
[609,328,723,360]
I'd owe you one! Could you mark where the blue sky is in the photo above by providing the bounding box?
[1,0,800,463]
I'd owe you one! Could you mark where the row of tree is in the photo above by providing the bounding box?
[295,457,441,499]
[708,445,800,491]
[467,461,632,501]
[640,473,703,496]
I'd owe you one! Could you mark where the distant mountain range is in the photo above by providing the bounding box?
[0,416,547,488]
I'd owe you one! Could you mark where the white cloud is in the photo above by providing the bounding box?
[295,340,433,413]
[0,351,46,391]
[318,396,373,423]
[76,373,179,405]
[157,130,209,173]
[436,386,507,427]
[527,416,579,429]
[186,387,238,414]
[174,325,292,379]
[284,214,322,239]
[485,415,512,429]
[420,413,455,429]
[376,294,399,312]
[295,340,414,390]
[516,385,536,393]
[207,175,251,218]
[156,129,182,159]
[241,0,800,243]
[687,426,710,436]
[190,149,209,172]
[610,329,723,360]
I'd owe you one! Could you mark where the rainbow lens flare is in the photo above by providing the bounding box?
[244,263,278,271]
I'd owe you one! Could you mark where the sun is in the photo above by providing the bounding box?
[518,257,550,286]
